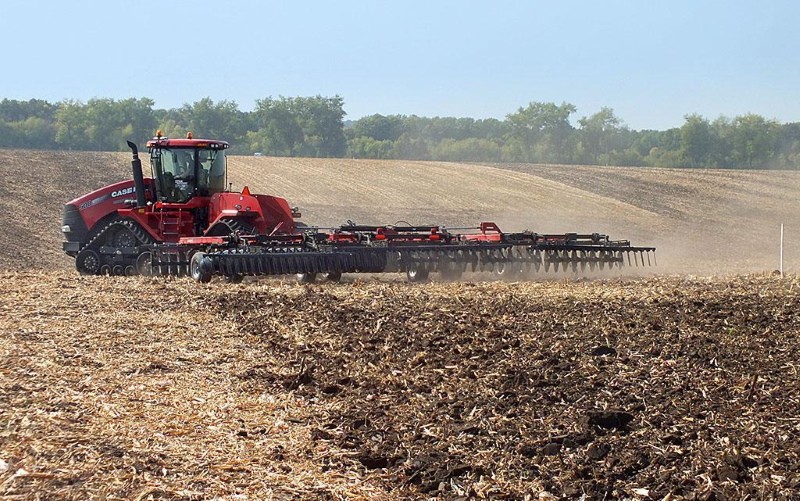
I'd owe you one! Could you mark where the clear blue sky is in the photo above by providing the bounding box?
[3,0,799,130]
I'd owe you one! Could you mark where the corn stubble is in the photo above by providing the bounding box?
[1,271,799,499]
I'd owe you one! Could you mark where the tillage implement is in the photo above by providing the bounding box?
[61,133,656,283]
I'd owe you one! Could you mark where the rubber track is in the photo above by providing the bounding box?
[81,218,155,274]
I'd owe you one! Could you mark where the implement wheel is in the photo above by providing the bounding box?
[136,252,153,276]
[405,263,429,283]
[296,273,317,284]
[190,252,214,283]
[324,272,342,283]
[493,260,521,281]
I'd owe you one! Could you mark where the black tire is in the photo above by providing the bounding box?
[224,274,244,284]
[325,271,342,282]
[190,252,213,283]
[76,249,101,275]
[136,252,153,276]
[406,264,429,283]
[494,260,521,281]
[296,273,317,284]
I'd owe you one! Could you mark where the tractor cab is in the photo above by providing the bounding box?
[146,132,229,203]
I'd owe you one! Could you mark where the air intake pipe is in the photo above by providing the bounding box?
[127,141,147,207]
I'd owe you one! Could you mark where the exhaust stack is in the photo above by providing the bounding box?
[127,141,147,207]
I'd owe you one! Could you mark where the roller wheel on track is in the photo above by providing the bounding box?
[190,252,214,283]
[76,249,101,275]
[111,226,138,248]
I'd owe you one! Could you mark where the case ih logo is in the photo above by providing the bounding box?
[111,187,136,198]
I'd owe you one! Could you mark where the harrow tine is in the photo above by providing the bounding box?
[653,251,657,266]
[647,251,652,266]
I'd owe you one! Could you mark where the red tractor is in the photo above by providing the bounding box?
[62,133,655,282]
[62,132,300,277]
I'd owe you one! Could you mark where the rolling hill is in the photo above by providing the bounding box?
[0,149,798,274]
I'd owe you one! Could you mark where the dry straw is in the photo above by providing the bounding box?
[1,272,799,499]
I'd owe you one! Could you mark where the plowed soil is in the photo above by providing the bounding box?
[1,273,799,499]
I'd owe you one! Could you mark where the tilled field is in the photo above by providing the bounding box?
[1,272,799,499]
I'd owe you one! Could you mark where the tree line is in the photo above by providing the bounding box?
[1,97,798,169]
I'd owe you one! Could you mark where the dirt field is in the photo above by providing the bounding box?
[1,272,799,499]
[1,151,800,499]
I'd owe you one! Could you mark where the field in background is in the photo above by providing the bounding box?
[1,149,796,274]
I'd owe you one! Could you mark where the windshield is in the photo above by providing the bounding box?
[149,147,226,202]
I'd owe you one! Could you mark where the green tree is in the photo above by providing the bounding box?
[293,95,347,157]
[506,101,576,163]
[349,114,406,142]
[679,114,713,167]
[11,117,56,149]
[577,107,624,164]
[728,113,779,168]
[392,132,430,160]
[55,100,91,150]
[775,122,800,169]
[252,97,305,156]
[0,98,57,122]
[251,96,346,157]
[431,138,503,162]
[347,136,395,159]
[181,98,246,151]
